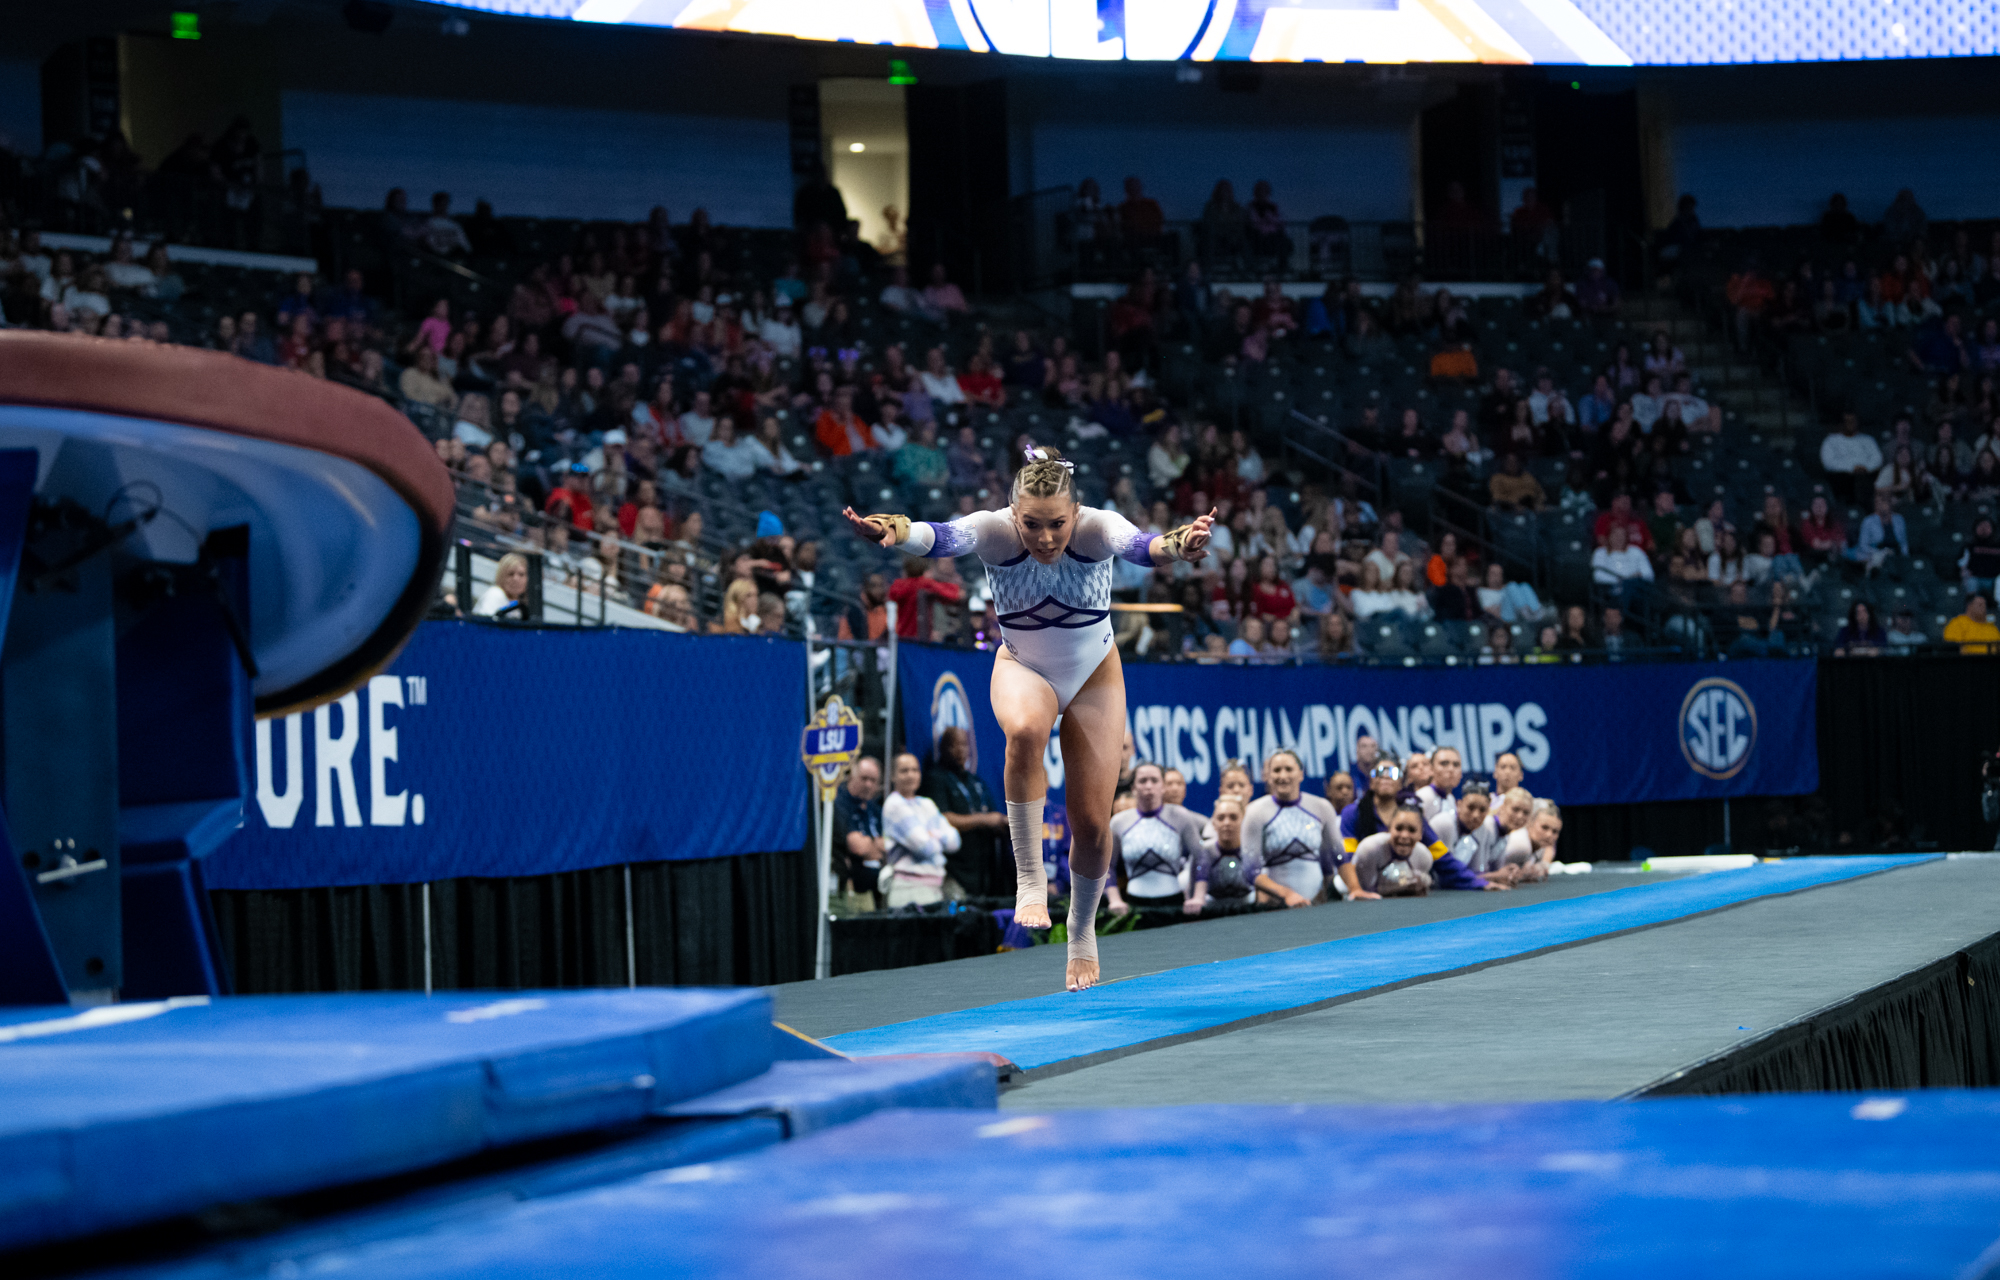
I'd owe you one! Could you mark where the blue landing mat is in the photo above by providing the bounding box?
[662,1055,997,1136]
[69,1059,998,1279]
[0,989,770,1250]
[128,1093,2000,1279]
[827,856,1936,1070]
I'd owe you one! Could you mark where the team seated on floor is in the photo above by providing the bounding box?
[831,732,1564,919]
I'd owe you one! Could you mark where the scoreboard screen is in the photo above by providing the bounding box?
[421,0,2000,65]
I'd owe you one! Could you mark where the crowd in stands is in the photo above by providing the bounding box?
[2,165,1996,658]
[832,733,1568,922]
[1702,187,2000,653]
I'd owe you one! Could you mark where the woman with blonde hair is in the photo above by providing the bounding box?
[473,552,532,619]
[845,446,1215,990]
[718,578,760,633]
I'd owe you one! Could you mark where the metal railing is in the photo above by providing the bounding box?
[1011,186,1612,286]
[9,153,318,258]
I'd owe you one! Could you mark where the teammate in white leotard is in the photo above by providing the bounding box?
[843,446,1214,991]
[1105,763,1207,917]
[1239,750,1343,907]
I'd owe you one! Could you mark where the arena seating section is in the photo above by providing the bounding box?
[5,191,1996,660]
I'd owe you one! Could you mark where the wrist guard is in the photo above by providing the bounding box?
[867,513,912,546]
[1159,522,1201,561]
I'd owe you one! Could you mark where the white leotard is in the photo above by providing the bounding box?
[1241,794,1343,902]
[897,506,1156,709]
[1108,803,1206,899]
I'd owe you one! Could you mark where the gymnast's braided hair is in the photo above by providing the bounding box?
[1012,445,1076,504]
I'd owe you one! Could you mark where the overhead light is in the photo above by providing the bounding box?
[849,142,866,153]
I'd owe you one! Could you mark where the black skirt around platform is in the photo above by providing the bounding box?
[1125,891,1189,927]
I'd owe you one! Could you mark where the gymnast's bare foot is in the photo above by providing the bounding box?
[1016,899,1051,930]
[1066,958,1099,991]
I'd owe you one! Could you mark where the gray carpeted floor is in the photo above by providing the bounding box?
[999,857,2000,1109]
[771,871,1681,1039]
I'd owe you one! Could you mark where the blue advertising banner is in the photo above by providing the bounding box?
[897,645,1818,815]
[205,623,809,890]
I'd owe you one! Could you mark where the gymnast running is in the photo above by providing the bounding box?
[844,446,1215,991]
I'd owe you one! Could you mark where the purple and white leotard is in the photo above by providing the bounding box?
[895,506,1155,709]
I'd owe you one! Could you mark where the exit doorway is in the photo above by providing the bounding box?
[820,78,908,262]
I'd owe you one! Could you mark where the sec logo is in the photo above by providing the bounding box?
[930,672,977,769]
[1680,678,1756,780]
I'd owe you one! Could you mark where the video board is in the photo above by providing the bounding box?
[423,0,2000,65]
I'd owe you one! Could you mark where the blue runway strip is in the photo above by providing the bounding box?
[118,1093,2000,1280]
[826,856,1936,1070]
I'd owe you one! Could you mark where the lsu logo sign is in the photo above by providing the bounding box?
[1680,677,1756,780]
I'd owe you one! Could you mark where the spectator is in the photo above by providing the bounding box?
[1943,593,2000,654]
[943,425,988,494]
[701,417,765,481]
[1592,492,1650,550]
[1484,623,1517,663]
[1228,615,1266,657]
[918,347,968,409]
[1725,258,1775,344]
[1710,580,1790,657]
[1248,555,1296,624]
[399,344,458,411]
[1961,518,2000,598]
[1590,523,1653,599]
[834,757,887,907]
[1316,611,1357,660]
[1119,176,1166,248]
[1820,412,1884,506]
[1820,192,1861,245]
[1574,257,1620,321]
[1245,180,1290,261]
[923,263,968,317]
[1833,600,1886,655]
[472,552,531,619]
[1797,495,1847,569]
[1742,530,1779,586]
[422,192,472,257]
[1364,529,1409,582]
[1430,557,1479,622]
[761,297,802,358]
[747,418,805,479]
[1882,188,1928,248]
[1511,191,1558,263]
[880,752,957,908]
[1148,424,1190,490]
[1599,604,1637,654]
[1850,493,1907,574]
[1885,608,1928,650]
[879,265,933,319]
[920,726,1006,897]
[649,582,698,633]
[815,385,881,456]
[892,421,951,490]
[1554,603,1591,652]
[889,556,964,642]
[1488,452,1545,511]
